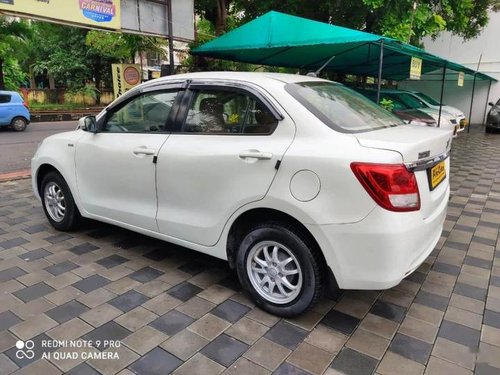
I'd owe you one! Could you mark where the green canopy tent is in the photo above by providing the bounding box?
[193,11,496,127]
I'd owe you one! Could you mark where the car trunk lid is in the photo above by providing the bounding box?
[355,125,452,163]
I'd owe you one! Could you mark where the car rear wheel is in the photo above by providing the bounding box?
[41,171,81,231]
[11,117,27,132]
[236,223,323,317]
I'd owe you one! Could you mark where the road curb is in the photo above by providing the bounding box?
[0,169,31,182]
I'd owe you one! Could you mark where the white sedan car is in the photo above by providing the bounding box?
[32,72,452,316]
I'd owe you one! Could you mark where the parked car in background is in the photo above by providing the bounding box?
[32,72,452,316]
[0,90,30,131]
[486,99,500,133]
[368,89,459,137]
[406,90,468,131]
[355,88,437,127]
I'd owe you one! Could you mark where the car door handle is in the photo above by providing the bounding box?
[133,147,156,156]
[238,150,273,160]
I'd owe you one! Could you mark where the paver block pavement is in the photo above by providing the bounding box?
[0,127,500,373]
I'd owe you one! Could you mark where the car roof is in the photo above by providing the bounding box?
[0,91,22,101]
[349,88,407,94]
[141,71,331,87]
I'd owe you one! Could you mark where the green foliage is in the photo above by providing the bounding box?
[2,57,27,90]
[28,22,96,88]
[380,98,395,112]
[20,21,166,91]
[0,17,31,89]
[29,103,94,111]
[85,31,131,60]
[85,31,167,62]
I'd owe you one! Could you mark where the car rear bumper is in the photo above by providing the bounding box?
[306,185,449,290]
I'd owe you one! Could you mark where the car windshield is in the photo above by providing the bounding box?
[415,92,441,106]
[393,93,428,109]
[286,82,403,133]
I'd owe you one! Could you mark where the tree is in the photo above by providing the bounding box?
[27,22,96,89]
[0,17,30,90]
[85,31,167,63]
[195,0,232,35]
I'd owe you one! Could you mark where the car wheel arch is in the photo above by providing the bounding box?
[226,207,327,270]
[36,164,65,196]
[11,115,29,123]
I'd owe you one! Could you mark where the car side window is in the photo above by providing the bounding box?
[103,91,178,133]
[182,88,278,135]
[0,94,11,104]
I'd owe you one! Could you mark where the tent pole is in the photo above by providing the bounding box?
[468,73,477,134]
[468,54,482,133]
[167,0,175,75]
[438,64,446,127]
[376,40,384,105]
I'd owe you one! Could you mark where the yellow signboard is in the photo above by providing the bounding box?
[0,0,121,30]
[112,64,141,99]
[410,57,422,80]
[458,72,464,87]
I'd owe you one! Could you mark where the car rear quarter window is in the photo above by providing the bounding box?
[285,82,402,133]
[0,94,11,104]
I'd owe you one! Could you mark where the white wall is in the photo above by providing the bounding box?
[398,11,500,124]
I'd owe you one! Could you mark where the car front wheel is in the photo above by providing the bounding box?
[236,223,323,317]
[41,171,81,231]
[11,117,27,132]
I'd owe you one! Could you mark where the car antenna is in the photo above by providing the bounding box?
[307,55,336,77]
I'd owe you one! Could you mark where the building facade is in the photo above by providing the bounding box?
[399,11,500,125]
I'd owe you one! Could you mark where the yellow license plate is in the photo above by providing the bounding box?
[428,161,446,190]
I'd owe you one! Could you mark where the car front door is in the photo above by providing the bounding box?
[75,86,182,231]
[156,82,296,246]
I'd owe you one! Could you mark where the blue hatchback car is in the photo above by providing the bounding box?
[0,90,31,131]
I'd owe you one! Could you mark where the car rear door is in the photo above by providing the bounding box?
[75,84,183,231]
[155,81,295,246]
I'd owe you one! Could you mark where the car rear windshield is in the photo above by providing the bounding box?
[285,82,403,133]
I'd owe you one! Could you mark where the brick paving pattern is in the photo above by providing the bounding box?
[1,126,499,374]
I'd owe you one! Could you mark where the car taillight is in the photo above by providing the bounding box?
[351,163,420,212]
[23,101,29,109]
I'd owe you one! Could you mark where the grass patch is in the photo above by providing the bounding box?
[29,103,102,111]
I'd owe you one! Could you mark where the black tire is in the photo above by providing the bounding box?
[41,171,81,231]
[485,126,492,133]
[235,222,324,317]
[11,117,27,132]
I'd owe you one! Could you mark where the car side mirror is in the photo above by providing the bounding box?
[77,115,98,133]
[488,102,494,106]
